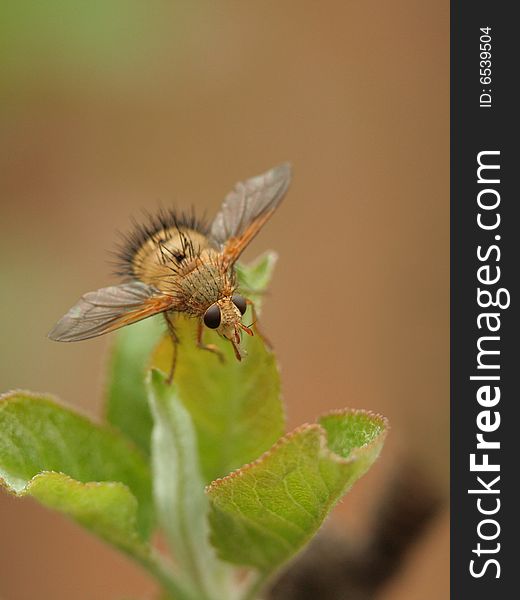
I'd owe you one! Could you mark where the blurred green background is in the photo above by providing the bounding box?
[0,2,448,599]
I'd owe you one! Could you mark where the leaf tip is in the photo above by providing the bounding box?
[320,407,389,434]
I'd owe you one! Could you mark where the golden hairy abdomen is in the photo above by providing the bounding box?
[132,227,210,285]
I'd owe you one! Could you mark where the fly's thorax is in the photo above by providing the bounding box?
[172,251,236,315]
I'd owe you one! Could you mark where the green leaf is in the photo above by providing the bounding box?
[0,391,154,550]
[105,251,278,458]
[206,410,387,573]
[26,472,149,558]
[106,315,165,455]
[147,370,233,600]
[235,251,278,312]
[152,317,284,485]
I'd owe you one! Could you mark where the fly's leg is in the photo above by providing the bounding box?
[197,321,225,363]
[163,312,179,384]
[246,299,273,349]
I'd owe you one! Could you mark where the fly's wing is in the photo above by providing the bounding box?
[48,281,175,342]
[210,163,292,268]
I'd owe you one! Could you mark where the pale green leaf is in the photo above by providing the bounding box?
[147,370,234,600]
[0,391,154,545]
[206,410,387,573]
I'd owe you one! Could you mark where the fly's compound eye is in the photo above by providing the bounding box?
[203,304,221,329]
[232,294,247,315]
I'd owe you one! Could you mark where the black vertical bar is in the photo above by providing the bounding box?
[452,2,518,597]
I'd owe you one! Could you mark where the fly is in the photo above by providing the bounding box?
[48,163,292,380]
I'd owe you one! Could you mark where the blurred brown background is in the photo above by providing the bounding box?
[0,1,448,599]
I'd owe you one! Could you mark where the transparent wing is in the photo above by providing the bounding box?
[210,163,292,267]
[48,281,174,342]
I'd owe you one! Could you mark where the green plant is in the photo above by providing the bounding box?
[0,252,387,600]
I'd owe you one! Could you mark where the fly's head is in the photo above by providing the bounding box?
[202,294,252,360]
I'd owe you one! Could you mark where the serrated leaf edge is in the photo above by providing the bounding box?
[0,469,134,497]
[205,408,388,493]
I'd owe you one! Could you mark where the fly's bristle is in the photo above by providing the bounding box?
[112,207,209,279]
